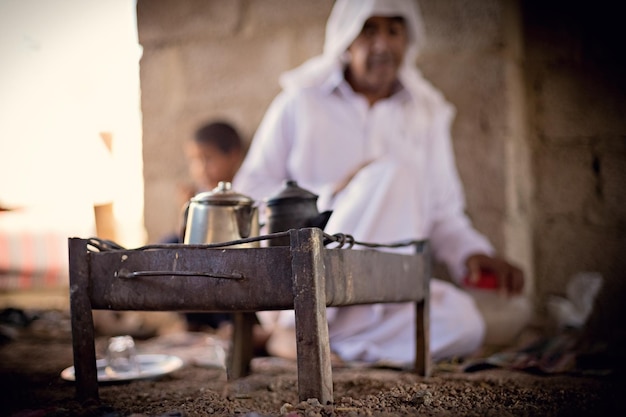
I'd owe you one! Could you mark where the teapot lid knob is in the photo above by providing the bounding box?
[216,181,231,191]
[191,181,254,206]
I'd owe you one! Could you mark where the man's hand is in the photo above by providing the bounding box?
[465,254,524,296]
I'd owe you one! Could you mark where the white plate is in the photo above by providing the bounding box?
[61,354,184,382]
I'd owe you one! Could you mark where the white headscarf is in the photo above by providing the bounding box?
[279,0,434,101]
[323,0,425,66]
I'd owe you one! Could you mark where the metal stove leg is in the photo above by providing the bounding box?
[414,242,431,377]
[415,299,430,376]
[227,312,255,379]
[291,228,333,404]
[68,238,99,403]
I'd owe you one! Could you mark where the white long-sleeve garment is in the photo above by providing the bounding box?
[233,0,494,364]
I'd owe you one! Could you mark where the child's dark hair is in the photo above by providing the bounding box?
[194,121,243,154]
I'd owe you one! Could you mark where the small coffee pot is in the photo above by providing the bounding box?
[183,181,259,247]
[265,180,332,246]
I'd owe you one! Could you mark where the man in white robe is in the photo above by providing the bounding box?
[233,0,524,366]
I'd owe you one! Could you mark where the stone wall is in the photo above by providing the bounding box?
[522,1,626,344]
[136,0,626,343]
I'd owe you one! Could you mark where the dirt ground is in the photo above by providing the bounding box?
[0,309,624,417]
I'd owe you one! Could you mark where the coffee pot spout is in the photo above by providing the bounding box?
[310,210,333,230]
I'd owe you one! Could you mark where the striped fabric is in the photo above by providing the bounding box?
[0,231,69,290]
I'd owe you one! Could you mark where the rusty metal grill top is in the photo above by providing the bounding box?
[86,230,427,253]
[68,227,431,405]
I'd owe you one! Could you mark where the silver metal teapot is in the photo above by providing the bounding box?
[265,180,332,246]
[183,181,259,247]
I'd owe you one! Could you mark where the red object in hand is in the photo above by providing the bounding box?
[463,270,499,290]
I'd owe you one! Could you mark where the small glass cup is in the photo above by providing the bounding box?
[105,335,140,375]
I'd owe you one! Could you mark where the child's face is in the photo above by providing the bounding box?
[186,141,241,192]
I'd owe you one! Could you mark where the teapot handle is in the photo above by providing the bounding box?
[179,200,191,243]
[234,204,257,239]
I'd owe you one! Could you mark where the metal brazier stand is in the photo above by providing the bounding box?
[68,228,430,405]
